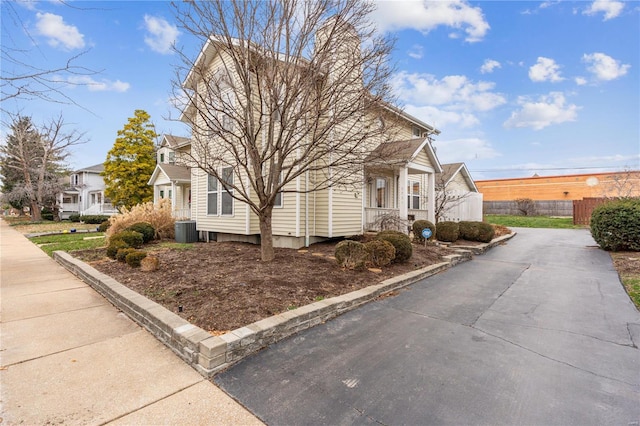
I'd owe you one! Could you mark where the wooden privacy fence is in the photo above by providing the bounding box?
[573,197,607,225]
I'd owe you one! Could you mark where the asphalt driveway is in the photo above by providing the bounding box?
[215,228,640,425]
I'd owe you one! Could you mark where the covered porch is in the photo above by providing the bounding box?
[362,138,441,233]
[148,164,192,219]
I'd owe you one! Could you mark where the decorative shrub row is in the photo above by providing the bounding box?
[436,221,459,242]
[68,214,111,224]
[413,220,495,244]
[590,198,640,251]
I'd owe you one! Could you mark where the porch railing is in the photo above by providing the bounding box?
[364,207,430,233]
[172,208,191,220]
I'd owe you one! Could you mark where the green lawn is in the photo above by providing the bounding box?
[30,232,106,256]
[485,215,584,229]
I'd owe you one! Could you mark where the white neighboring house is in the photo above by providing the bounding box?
[57,163,118,219]
[436,162,483,222]
[148,135,192,219]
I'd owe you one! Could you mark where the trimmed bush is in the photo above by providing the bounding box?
[68,214,81,222]
[80,215,110,224]
[376,230,412,263]
[334,240,368,269]
[413,220,435,242]
[126,222,155,243]
[476,222,495,243]
[106,239,129,259]
[590,198,640,251]
[98,220,110,233]
[365,239,396,268]
[458,221,480,241]
[125,250,147,268]
[436,221,459,242]
[110,230,144,248]
[116,247,137,263]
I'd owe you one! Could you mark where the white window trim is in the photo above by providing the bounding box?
[274,172,283,208]
[408,179,421,210]
[206,174,218,216]
[220,167,234,216]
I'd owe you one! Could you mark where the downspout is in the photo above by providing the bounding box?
[305,170,309,247]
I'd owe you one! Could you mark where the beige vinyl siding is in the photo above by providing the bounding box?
[448,172,472,192]
[271,178,299,236]
[412,149,435,170]
[192,168,248,234]
[313,186,329,236]
[331,185,363,236]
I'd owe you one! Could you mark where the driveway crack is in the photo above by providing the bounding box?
[473,326,637,387]
[470,263,532,327]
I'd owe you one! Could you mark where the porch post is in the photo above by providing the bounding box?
[171,181,177,212]
[427,172,436,223]
[398,166,408,226]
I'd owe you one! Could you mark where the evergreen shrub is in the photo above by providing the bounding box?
[376,230,412,263]
[412,220,436,242]
[590,198,640,251]
[436,221,459,242]
[125,250,147,268]
[365,239,396,267]
[334,240,368,269]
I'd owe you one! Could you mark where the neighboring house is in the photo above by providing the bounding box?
[435,162,483,222]
[148,135,192,219]
[176,25,443,249]
[476,171,640,201]
[57,163,118,219]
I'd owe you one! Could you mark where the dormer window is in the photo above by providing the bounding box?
[412,126,422,137]
[169,151,175,164]
[160,153,165,163]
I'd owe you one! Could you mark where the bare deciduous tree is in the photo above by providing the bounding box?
[434,173,472,223]
[172,0,399,261]
[601,168,640,200]
[0,2,99,110]
[0,114,87,221]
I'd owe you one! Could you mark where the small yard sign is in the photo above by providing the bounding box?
[421,228,432,239]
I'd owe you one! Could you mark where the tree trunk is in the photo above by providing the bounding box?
[30,200,42,221]
[258,206,275,262]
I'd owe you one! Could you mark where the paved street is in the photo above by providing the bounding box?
[216,228,640,425]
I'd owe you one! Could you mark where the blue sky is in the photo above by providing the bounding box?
[2,0,638,179]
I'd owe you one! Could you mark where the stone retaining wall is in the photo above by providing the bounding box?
[53,233,514,377]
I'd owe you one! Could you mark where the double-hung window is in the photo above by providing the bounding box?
[207,174,218,215]
[407,180,420,209]
[221,167,234,215]
[273,173,283,208]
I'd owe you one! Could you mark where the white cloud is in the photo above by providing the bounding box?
[529,57,564,82]
[504,92,580,130]
[574,76,588,85]
[35,12,85,50]
[371,0,490,42]
[408,44,423,59]
[143,15,179,54]
[583,0,624,20]
[582,52,630,81]
[67,76,130,92]
[393,71,506,112]
[405,105,480,128]
[480,59,501,74]
[432,138,501,163]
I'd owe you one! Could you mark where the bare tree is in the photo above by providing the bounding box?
[434,173,473,223]
[0,2,99,110]
[601,168,640,199]
[0,114,87,221]
[172,0,399,261]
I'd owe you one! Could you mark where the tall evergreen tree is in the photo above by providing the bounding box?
[102,110,157,209]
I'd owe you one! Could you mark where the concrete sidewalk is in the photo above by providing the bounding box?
[0,219,262,425]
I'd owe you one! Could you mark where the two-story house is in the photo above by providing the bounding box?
[148,134,192,219]
[173,18,444,249]
[57,163,118,219]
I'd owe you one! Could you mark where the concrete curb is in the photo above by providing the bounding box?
[449,231,517,255]
[53,233,514,377]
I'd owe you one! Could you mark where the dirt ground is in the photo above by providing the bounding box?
[74,238,464,334]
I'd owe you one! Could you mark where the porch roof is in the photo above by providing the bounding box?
[148,164,191,185]
[366,137,442,174]
[439,162,479,192]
